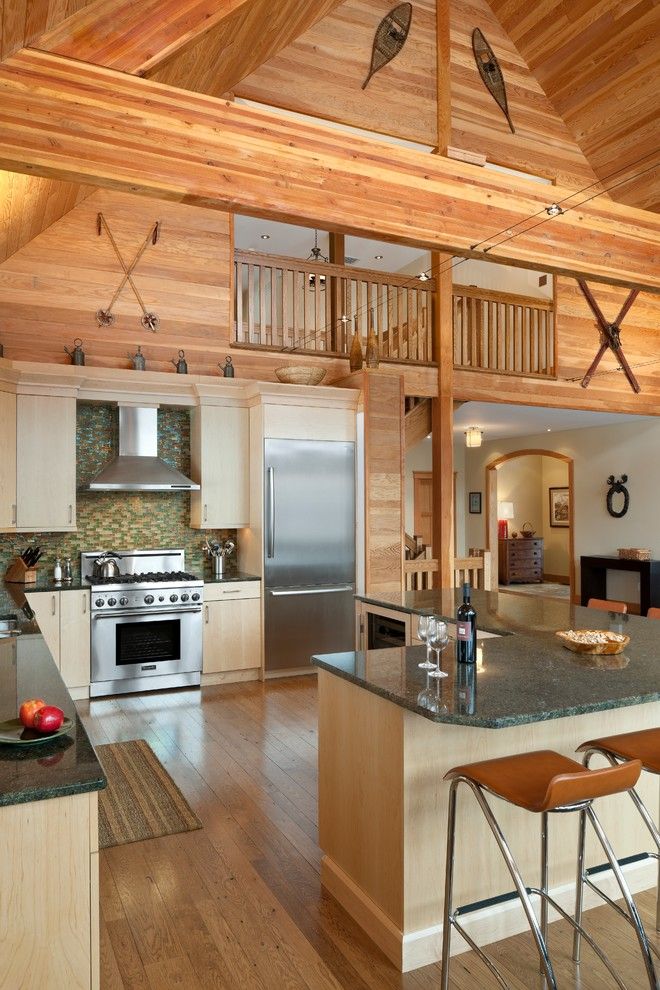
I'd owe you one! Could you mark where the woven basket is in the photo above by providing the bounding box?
[618,547,651,561]
[275,365,326,386]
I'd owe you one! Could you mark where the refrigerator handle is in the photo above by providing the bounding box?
[269,586,354,597]
[266,466,275,559]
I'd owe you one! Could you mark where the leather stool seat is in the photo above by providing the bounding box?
[445,749,642,813]
[577,728,660,775]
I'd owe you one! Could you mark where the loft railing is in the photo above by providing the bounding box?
[233,251,434,364]
[233,252,556,377]
[453,285,555,377]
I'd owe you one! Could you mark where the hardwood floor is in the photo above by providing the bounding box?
[77,677,659,989]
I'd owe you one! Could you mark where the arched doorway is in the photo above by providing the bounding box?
[485,449,575,597]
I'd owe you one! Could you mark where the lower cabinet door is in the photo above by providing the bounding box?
[26,591,60,666]
[204,598,261,673]
[60,590,91,689]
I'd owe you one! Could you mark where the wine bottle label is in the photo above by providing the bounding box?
[457,621,472,641]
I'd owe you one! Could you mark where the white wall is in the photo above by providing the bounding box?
[405,436,432,536]
[496,455,544,538]
[396,253,552,300]
[464,418,660,602]
[541,457,570,579]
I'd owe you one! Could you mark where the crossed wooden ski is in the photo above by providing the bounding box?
[577,279,641,394]
[96,213,160,332]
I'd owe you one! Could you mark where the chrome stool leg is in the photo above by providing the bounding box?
[440,780,458,990]
[541,811,549,974]
[573,807,587,962]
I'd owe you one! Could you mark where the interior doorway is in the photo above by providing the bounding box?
[485,449,575,600]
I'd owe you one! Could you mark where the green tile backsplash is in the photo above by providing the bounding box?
[0,404,234,580]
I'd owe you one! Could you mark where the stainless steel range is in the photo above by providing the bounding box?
[82,549,203,698]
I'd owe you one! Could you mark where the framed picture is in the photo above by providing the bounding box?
[549,486,570,527]
[469,491,482,514]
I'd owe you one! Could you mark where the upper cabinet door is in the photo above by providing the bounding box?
[0,390,17,531]
[16,394,77,531]
[190,405,249,529]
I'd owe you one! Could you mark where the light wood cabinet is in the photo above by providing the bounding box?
[26,589,90,693]
[190,404,249,529]
[203,582,261,674]
[0,389,17,531]
[16,394,77,531]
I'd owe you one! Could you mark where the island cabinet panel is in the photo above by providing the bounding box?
[0,389,16,531]
[190,404,249,529]
[59,589,91,691]
[0,791,98,990]
[203,582,261,678]
[16,394,77,531]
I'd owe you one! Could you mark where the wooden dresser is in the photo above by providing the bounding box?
[499,538,544,584]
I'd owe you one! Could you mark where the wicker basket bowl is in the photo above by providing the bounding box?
[618,547,651,561]
[556,630,630,655]
[275,365,326,386]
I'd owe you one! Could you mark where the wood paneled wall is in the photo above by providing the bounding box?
[0,171,91,263]
[235,0,596,188]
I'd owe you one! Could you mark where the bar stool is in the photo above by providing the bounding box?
[587,597,628,614]
[575,728,660,963]
[440,749,657,989]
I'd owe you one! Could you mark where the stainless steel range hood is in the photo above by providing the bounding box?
[88,405,200,491]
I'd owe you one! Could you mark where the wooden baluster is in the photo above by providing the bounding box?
[281,267,289,348]
[269,266,276,348]
[259,263,266,345]
[235,261,243,343]
[325,272,333,351]
[292,270,299,349]
[531,308,539,372]
[247,263,255,345]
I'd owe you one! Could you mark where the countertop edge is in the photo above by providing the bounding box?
[0,774,107,808]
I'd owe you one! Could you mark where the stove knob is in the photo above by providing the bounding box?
[95,598,105,608]
[180,593,189,602]
[107,597,117,607]
[158,596,165,602]
[191,593,200,602]
[144,595,155,605]
[119,596,129,606]
[170,594,179,603]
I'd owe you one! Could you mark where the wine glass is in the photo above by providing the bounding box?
[417,614,435,670]
[417,671,449,714]
[428,618,449,678]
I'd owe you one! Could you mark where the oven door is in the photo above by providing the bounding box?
[91,606,202,694]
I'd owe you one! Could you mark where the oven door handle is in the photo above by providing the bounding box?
[92,607,202,619]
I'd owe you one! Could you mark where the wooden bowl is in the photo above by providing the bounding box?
[275,365,326,386]
[556,630,630,655]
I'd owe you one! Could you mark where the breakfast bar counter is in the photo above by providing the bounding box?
[311,594,660,972]
[0,616,105,990]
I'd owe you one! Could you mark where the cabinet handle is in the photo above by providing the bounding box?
[51,595,57,616]
[82,594,87,614]
[11,504,16,525]
[205,605,209,624]
[222,589,240,595]
[68,504,73,524]
[203,503,208,522]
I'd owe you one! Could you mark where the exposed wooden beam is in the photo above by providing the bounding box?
[0,50,658,292]
[34,0,346,89]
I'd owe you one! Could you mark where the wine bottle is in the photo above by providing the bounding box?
[456,661,477,715]
[456,582,477,664]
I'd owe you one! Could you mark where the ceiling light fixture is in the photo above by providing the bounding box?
[260,233,270,240]
[545,203,565,217]
[464,426,483,448]
[307,229,328,291]
[375,254,384,260]
[417,272,430,281]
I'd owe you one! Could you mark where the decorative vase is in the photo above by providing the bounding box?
[349,317,363,372]
[365,308,379,369]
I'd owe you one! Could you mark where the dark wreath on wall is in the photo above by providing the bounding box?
[606,475,630,519]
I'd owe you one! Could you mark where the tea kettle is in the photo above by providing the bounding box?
[92,552,121,580]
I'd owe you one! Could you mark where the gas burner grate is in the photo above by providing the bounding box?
[89,570,199,585]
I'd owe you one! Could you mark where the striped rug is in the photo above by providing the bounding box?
[96,739,202,849]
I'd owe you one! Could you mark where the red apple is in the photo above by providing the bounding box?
[32,705,64,734]
[19,698,46,728]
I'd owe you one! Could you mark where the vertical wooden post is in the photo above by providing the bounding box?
[431,0,454,589]
[330,233,345,352]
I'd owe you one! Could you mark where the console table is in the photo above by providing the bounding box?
[580,554,660,615]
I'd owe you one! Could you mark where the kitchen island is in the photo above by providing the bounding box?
[0,611,105,990]
[312,591,660,972]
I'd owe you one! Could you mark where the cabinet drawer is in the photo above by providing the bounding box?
[510,568,542,580]
[205,581,261,602]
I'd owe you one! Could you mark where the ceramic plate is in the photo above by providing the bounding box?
[0,717,74,746]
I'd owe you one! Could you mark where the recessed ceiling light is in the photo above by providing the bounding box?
[260,233,270,240]
[374,254,384,260]
[547,428,552,432]
[418,272,430,282]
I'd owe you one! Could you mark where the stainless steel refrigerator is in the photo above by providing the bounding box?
[264,438,355,672]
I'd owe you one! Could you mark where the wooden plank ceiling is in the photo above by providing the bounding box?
[0,50,657,290]
[486,0,660,212]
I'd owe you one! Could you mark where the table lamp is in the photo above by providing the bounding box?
[498,501,514,540]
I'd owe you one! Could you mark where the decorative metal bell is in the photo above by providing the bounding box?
[221,356,235,378]
[130,345,146,371]
[172,349,188,374]
[64,338,85,366]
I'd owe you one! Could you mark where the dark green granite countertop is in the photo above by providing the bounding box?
[0,630,105,806]
[312,590,660,727]
[203,569,260,584]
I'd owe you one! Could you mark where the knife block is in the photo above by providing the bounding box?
[5,557,38,584]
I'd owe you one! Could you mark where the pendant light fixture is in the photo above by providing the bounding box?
[464,426,483,448]
[307,230,328,291]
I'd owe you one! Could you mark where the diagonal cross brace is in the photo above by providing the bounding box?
[577,279,641,394]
